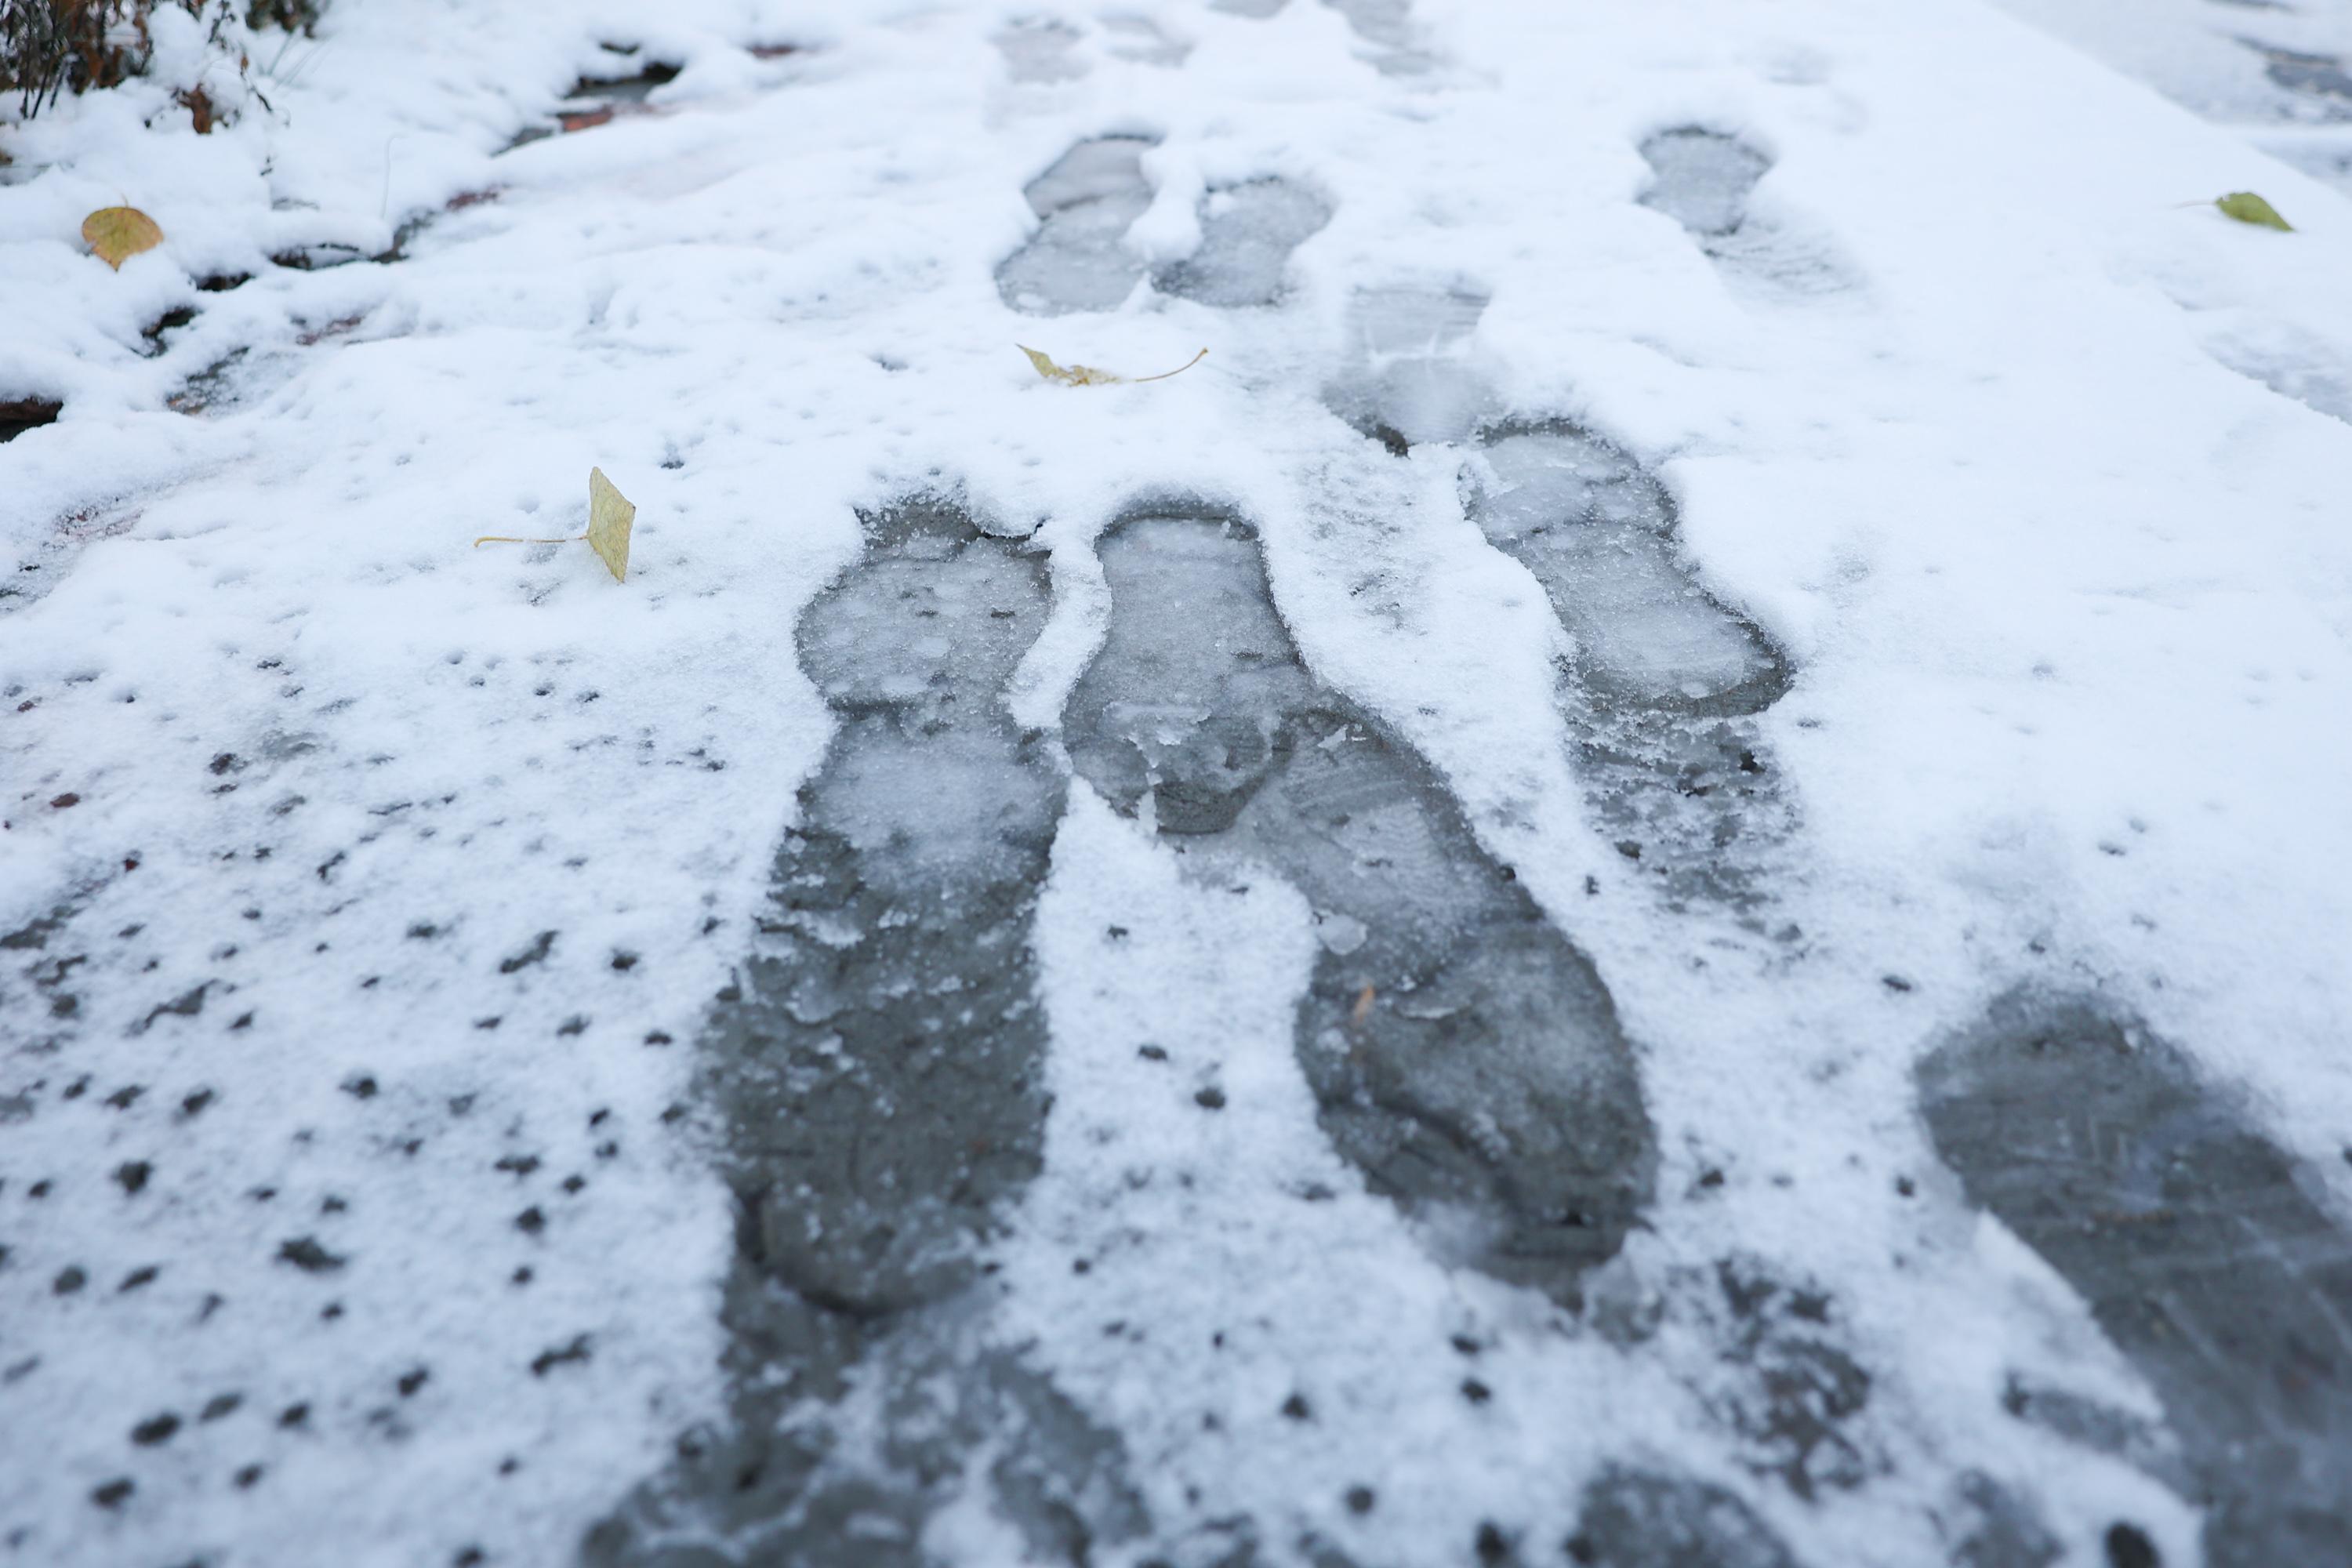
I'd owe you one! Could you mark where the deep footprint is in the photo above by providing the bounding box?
[1466,423,1795,911]
[1918,989,2352,1568]
[1062,510,1656,1306]
[586,499,1148,1566]
[1153,177,1332,309]
[997,136,1159,316]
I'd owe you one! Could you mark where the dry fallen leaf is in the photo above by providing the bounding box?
[1022,344,1117,385]
[1019,343,1207,387]
[2215,191,2292,231]
[586,466,634,582]
[82,206,163,270]
[472,466,635,583]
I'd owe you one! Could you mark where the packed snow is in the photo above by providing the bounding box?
[4,2,2351,1566]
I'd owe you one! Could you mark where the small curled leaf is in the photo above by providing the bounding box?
[1019,344,1207,387]
[2215,191,2292,231]
[82,206,163,270]
[1019,344,1119,385]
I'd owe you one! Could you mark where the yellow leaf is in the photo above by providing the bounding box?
[1018,344,1206,387]
[587,466,634,583]
[471,467,635,583]
[2215,191,2292,231]
[82,205,163,270]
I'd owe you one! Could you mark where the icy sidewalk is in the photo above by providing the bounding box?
[1996,0,2352,194]
[5,2,2352,1566]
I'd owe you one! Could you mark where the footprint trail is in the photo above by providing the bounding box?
[587,500,1148,1564]
[1062,510,1657,1306]
[999,136,1332,315]
[1467,424,1796,912]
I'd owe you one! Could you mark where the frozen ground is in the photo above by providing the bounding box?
[3,2,2352,1566]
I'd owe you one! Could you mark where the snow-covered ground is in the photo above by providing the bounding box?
[4,2,2350,1566]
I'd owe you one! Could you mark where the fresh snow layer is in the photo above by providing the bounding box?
[2,2,2351,1566]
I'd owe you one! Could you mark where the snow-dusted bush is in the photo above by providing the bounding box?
[0,0,296,120]
[1,0,151,115]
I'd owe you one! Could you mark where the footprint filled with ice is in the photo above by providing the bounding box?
[1468,425,1795,909]
[1152,177,1333,309]
[1062,511,1656,1305]
[1323,283,1497,450]
[999,144,1331,314]
[1917,989,2352,1568]
[588,500,1149,1563]
[996,136,1158,316]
